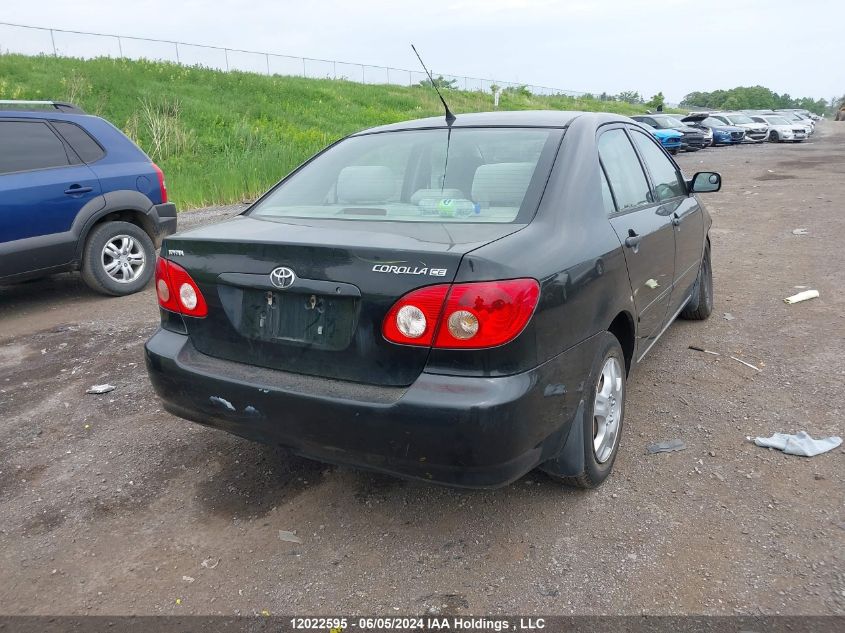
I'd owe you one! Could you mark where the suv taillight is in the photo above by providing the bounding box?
[382,279,540,349]
[152,162,168,203]
[155,257,207,317]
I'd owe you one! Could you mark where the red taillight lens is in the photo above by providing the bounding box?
[434,279,540,349]
[152,162,168,203]
[155,257,207,317]
[382,279,540,349]
[382,284,450,346]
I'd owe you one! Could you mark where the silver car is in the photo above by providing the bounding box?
[775,110,814,135]
[750,115,807,142]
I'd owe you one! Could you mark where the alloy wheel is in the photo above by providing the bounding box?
[593,356,624,463]
[102,235,146,283]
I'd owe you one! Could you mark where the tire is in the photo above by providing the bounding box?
[543,332,626,489]
[81,221,155,296]
[680,243,713,320]
[769,130,779,143]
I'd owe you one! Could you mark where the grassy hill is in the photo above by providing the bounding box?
[1,54,656,209]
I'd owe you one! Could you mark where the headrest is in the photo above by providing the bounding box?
[471,162,534,206]
[337,166,394,204]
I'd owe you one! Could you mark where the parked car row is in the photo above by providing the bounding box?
[633,107,817,151]
[631,114,706,154]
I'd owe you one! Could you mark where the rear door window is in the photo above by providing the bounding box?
[598,129,651,211]
[629,130,687,201]
[52,121,106,163]
[599,169,617,215]
[0,120,71,174]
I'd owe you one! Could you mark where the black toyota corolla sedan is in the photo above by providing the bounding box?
[145,111,720,489]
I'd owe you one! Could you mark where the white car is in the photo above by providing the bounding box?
[750,115,807,142]
[708,112,768,142]
[776,110,814,135]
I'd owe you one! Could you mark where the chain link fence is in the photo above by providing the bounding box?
[0,21,594,98]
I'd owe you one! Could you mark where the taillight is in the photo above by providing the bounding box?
[155,257,207,317]
[382,284,450,346]
[435,279,540,348]
[382,279,540,349]
[151,163,168,203]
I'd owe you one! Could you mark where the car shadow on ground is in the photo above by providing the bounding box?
[1,273,105,309]
[0,273,156,340]
[192,440,331,520]
[192,431,584,524]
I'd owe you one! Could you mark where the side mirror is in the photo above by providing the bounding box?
[689,171,721,193]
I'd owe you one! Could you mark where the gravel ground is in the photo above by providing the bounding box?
[0,124,843,617]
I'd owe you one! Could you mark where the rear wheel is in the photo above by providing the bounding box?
[680,243,713,320]
[543,332,626,489]
[769,130,780,142]
[81,221,155,296]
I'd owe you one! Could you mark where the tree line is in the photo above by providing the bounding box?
[679,86,829,114]
[420,78,837,116]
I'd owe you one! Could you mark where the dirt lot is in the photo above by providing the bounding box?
[1,125,843,617]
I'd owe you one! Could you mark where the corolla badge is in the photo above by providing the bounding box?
[270,266,296,289]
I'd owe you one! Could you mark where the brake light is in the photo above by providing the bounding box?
[382,279,540,349]
[151,162,168,203]
[435,279,540,348]
[155,257,207,317]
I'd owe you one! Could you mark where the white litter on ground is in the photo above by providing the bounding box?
[784,289,819,304]
[754,431,842,457]
[86,384,115,395]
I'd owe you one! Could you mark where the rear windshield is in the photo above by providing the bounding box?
[248,127,562,224]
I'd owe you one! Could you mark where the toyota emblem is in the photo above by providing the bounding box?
[270,266,296,289]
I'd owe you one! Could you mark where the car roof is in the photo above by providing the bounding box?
[354,110,626,135]
[0,109,98,122]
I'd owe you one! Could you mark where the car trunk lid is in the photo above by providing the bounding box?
[162,215,524,386]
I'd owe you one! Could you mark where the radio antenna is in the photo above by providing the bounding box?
[411,44,456,126]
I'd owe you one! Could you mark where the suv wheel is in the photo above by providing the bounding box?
[769,130,779,142]
[81,221,155,296]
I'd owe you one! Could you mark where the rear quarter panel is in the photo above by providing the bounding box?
[79,116,162,205]
[424,116,636,377]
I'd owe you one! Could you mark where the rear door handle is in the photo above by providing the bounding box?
[64,185,93,195]
[624,230,642,249]
[672,213,681,227]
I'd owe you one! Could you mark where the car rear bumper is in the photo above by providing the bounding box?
[150,202,178,244]
[144,328,596,488]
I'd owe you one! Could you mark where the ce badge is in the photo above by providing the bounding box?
[270,266,296,289]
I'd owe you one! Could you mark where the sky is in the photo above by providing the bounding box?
[1,0,841,103]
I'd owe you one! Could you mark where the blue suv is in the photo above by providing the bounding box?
[0,100,176,295]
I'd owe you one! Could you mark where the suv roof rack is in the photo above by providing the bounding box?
[0,100,85,114]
